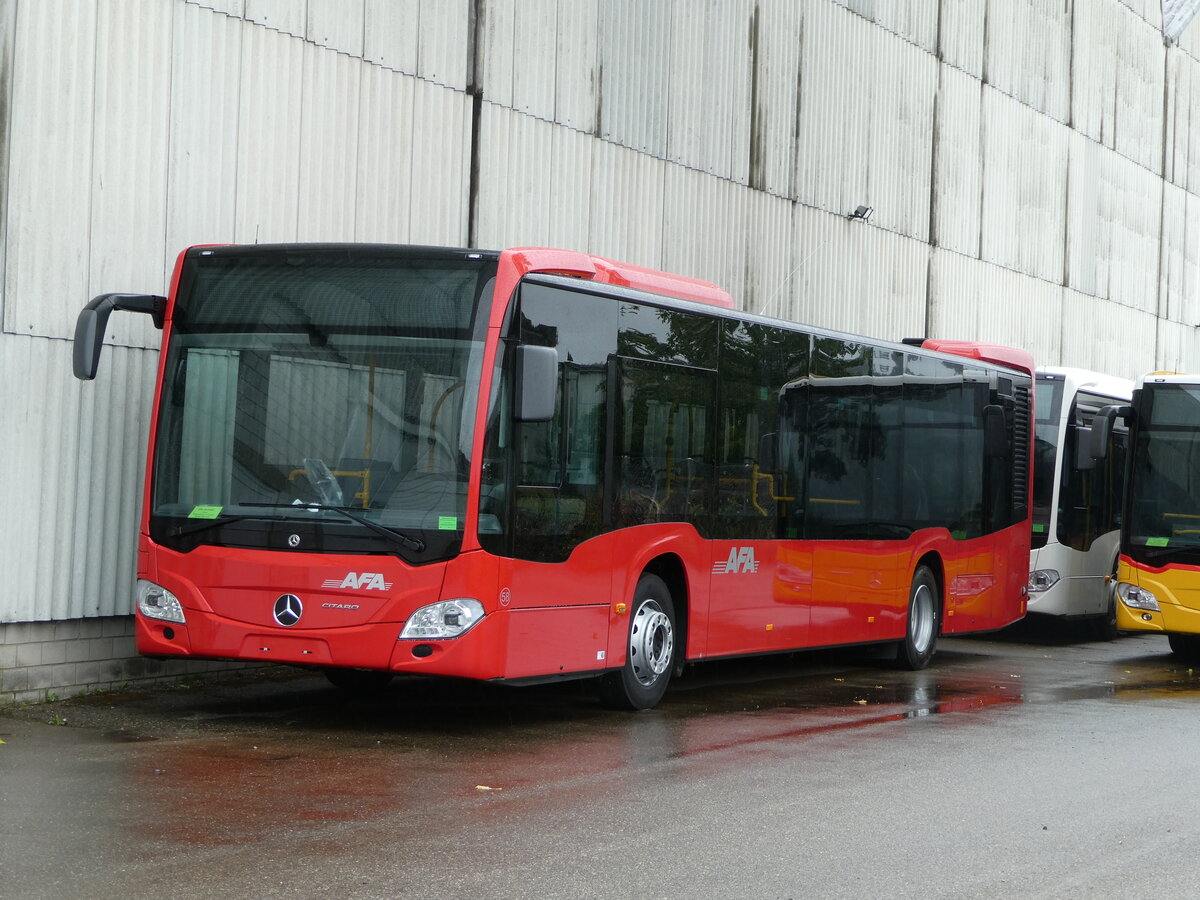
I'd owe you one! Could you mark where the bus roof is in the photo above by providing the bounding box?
[1036,366,1133,400]
[1134,371,1199,389]
[500,247,736,309]
[918,339,1035,377]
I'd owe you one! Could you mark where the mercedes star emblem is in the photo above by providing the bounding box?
[273,594,303,627]
[288,534,301,548]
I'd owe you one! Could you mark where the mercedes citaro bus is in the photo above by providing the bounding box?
[1092,372,1200,656]
[74,243,1034,708]
[1028,367,1132,637]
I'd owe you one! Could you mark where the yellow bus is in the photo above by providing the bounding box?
[1092,373,1200,655]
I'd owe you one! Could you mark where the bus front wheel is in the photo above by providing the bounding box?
[1093,570,1120,642]
[599,574,676,710]
[895,566,939,670]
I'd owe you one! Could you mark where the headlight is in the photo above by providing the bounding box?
[137,579,186,623]
[1116,582,1160,611]
[399,598,485,639]
[1027,569,1060,593]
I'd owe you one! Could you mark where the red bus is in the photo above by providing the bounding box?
[74,244,1033,709]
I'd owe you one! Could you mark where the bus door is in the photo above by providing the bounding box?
[490,284,617,678]
[1057,391,1128,614]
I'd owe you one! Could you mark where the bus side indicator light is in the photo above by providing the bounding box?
[616,603,627,614]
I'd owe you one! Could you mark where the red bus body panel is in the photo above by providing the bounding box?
[137,521,1028,677]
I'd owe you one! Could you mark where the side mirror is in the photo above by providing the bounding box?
[983,404,1007,457]
[73,293,165,380]
[1089,404,1132,461]
[1073,426,1096,471]
[514,345,558,422]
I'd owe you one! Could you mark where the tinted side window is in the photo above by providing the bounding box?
[617,302,717,368]
[903,355,981,538]
[715,321,809,539]
[616,359,716,531]
[803,340,897,539]
[803,377,876,538]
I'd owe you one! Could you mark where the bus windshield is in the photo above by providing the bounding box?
[1128,382,1200,557]
[149,246,497,562]
[1031,374,1064,548]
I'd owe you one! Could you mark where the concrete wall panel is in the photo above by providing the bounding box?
[166,3,242,263]
[979,87,1068,284]
[234,23,304,243]
[354,64,417,242]
[1,338,156,622]
[4,1,96,339]
[931,62,983,258]
[984,0,1071,123]
[297,43,362,242]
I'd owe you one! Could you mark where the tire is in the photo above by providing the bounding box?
[323,668,394,692]
[1168,633,1200,660]
[895,565,939,670]
[599,574,677,710]
[1092,572,1120,641]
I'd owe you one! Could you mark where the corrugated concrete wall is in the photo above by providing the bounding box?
[3,0,1200,701]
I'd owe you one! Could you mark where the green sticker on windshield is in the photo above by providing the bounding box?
[1032,524,1046,533]
[951,530,966,540]
[1147,536,1170,547]
[188,505,223,519]
[438,516,458,530]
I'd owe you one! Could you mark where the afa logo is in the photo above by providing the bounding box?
[321,572,393,591]
[712,546,759,575]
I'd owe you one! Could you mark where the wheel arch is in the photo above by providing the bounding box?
[641,552,689,675]
[915,551,945,633]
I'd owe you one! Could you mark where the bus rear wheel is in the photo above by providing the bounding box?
[895,565,939,670]
[599,574,676,710]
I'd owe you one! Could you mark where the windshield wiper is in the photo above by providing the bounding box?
[169,514,277,539]
[240,502,426,552]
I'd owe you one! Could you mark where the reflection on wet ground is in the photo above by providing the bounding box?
[7,620,1200,897]
[95,664,1031,848]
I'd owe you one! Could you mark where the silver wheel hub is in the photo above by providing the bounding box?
[630,600,673,687]
[911,584,935,653]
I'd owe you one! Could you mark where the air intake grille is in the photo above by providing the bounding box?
[1010,382,1032,517]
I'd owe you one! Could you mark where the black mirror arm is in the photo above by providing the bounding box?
[98,293,167,329]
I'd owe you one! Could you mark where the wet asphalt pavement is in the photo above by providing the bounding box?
[4,621,1200,899]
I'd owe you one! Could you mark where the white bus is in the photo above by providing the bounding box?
[1028,367,1133,637]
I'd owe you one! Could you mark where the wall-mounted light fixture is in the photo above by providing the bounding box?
[847,205,873,223]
